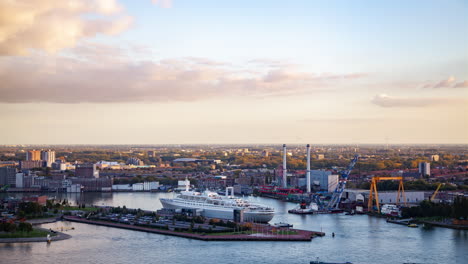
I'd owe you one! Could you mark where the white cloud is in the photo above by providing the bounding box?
[422,76,468,89]
[371,94,463,108]
[0,0,132,55]
[152,0,172,8]
[0,48,367,103]
[454,80,468,88]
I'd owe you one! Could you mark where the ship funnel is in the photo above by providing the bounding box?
[306,144,311,193]
[283,144,287,188]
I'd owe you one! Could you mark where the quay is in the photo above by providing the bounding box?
[63,216,325,241]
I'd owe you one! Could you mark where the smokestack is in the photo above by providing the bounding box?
[283,144,287,188]
[306,144,311,193]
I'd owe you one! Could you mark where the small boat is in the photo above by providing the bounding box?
[310,257,352,264]
[345,210,355,215]
[273,222,293,228]
[407,223,418,228]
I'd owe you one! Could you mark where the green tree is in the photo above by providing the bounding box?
[18,222,33,232]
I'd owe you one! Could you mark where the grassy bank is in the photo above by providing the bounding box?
[62,206,99,212]
[0,228,54,239]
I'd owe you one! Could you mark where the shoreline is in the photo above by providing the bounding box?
[0,227,71,243]
[64,216,325,241]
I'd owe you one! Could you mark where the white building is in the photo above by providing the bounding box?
[112,184,133,191]
[177,179,190,191]
[132,183,144,191]
[344,189,427,204]
[377,191,426,204]
[143,181,159,191]
[41,150,56,167]
[418,162,430,177]
[310,170,339,192]
[15,173,24,188]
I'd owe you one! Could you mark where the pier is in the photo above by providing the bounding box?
[63,216,324,241]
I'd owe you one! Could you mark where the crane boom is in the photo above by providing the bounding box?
[327,155,359,209]
[430,183,443,201]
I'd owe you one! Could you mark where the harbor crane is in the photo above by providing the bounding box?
[368,176,407,213]
[326,155,359,210]
[430,183,443,202]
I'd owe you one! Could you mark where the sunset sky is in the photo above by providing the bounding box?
[1,0,467,144]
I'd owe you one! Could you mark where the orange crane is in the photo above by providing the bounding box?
[368,176,407,213]
[430,183,443,201]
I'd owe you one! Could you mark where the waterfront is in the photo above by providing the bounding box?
[1,192,467,264]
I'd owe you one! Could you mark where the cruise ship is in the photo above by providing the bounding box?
[160,186,275,223]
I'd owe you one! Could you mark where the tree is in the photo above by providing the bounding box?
[18,222,33,232]
[452,196,468,220]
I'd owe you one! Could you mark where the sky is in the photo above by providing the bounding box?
[0,0,467,145]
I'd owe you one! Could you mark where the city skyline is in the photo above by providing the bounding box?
[1,0,467,144]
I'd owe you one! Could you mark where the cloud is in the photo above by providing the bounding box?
[454,80,468,88]
[152,0,172,8]
[0,0,132,55]
[371,94,463,108]
[0,48,367,103]
[422,76,468,89]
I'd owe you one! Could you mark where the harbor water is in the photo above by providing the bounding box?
[1,192,467,264]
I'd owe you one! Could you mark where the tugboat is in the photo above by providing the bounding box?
[273,222,293,228]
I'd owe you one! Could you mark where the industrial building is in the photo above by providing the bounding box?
[75,163,99,178]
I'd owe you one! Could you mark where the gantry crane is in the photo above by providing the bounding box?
[368,176,406,213]
[327,155,359,210]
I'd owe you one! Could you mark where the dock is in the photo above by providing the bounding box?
[63,216,325,241]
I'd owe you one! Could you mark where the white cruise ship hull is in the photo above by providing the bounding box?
[160,198,274,223]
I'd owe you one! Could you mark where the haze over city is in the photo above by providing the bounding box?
[1,0,467,144]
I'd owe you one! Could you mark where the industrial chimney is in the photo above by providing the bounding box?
[282,144,287,188]
[306,144,311,193]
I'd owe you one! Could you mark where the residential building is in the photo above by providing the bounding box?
[418,162,431,177]
[20,160,44,170]
[26,150,41,161]
[41,150,56,167]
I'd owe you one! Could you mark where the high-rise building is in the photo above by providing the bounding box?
[75,163,99,178]
[147,150,156,158]
[418,162,430,177]
[26,150,41,161]
[41,150,56,167]
[126,157,144,166]
[0,167,17,186]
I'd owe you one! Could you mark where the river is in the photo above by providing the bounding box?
[1,192,467,264]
